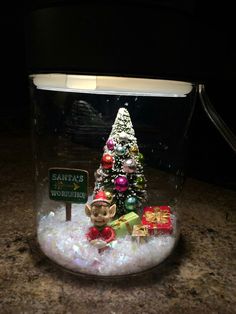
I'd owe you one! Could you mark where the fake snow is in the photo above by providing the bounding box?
[37,201,178,276]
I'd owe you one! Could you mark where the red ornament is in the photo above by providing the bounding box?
[86,226,100,240]
[86,226,116,243]
[101,153,114,169]
[101,226,116,243]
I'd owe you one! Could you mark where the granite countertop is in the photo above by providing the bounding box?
[0,135,236,314]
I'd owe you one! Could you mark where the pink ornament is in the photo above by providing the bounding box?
[123,158,136,173]
[115,176,128,192]
[106,139,115,150]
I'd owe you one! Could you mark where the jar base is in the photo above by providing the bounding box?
[36,204,179,277]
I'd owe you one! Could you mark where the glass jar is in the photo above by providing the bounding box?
[29,74,197,277]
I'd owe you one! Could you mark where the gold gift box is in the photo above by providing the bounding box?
[132,224,149,244]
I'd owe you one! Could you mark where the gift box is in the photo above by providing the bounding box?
[142,206,173,235]
[132,224,149,244]
[108,212,141,237]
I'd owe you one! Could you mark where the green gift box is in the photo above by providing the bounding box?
[108,212,141,238]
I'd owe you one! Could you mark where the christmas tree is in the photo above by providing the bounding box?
[94,107,147,216]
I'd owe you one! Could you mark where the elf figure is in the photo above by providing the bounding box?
[85,191,116,249]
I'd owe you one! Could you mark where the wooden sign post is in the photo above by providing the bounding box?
[48,168,88,221]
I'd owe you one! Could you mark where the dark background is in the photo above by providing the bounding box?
[0,2,235,190]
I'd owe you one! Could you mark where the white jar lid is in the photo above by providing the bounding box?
[31,74,193,97]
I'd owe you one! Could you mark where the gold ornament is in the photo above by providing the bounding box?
[129,145,139,155]
[104,191,113,201]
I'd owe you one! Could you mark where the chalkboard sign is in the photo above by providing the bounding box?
[49,168,88,204]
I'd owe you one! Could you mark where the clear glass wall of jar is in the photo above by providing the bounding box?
[30,74,197,277]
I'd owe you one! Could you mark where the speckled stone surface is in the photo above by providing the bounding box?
[0,135,236,314]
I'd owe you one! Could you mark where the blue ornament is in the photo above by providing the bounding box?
[125,196,138,211]
[115,145,126,156]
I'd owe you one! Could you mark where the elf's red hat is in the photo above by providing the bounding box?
[91,191,110,205]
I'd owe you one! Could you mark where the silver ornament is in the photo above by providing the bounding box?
[115,144,126,156]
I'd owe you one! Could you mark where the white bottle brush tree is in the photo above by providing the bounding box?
[94,107,147,217]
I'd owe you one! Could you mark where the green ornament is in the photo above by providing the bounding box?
[125,196,138,211]
[138,152,144,163]
[135,176,145,189]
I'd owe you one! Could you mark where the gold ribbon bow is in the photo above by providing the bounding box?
[144,207,169,224]
[112,215,132,234]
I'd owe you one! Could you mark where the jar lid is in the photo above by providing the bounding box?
[31,73,193,97]
[26,1,235,82]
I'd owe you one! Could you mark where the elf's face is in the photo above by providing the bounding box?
[91,203,111,226]
[85,201,116,227]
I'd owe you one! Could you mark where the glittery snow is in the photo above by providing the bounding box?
[37,198,178,276]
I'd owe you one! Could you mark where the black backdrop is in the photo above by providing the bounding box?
[0,2,235,190]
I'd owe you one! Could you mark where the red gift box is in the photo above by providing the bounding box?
[142,206,173,235]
